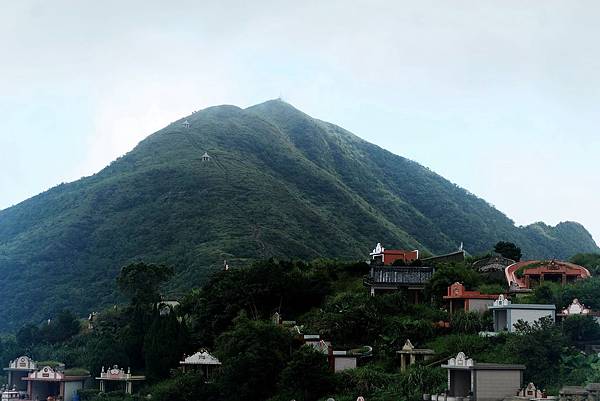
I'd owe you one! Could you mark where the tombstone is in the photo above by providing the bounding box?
[494,294,511,306]
[562,299,590,316]
[518,382,544,399]
[559,386,588,401]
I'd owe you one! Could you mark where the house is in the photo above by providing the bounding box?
[96,365,145,394]
[397,339,435,372]
[180,350,222,381]
[488,295,555,333]
[3,356,36,393]
[369,243,419,265]
[427,352,525,401]
[23,365,89,401]
[444,282,500,314]
[506,260,590,291]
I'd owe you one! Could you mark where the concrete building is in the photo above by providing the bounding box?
[427,352,525,401]
[3,356,36,392]
[444,282,500,315]
[23,365,89,401]
[488,295,555,333]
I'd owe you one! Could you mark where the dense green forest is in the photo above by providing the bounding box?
[2,253,600,401]
[0,100,597,331]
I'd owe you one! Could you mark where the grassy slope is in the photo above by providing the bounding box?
[0,99,596,331]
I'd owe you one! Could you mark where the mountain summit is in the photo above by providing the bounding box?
[0,99,596,330]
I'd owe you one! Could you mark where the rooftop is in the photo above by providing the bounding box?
[180,350,221,366]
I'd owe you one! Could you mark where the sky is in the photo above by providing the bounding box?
[1,1,600,243]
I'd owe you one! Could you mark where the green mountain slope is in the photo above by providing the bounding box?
[0,99,596,330]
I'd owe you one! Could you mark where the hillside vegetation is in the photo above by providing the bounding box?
[0,99,596,330]
[7,258,600,401]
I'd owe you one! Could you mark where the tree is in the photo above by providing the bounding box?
[215,315,293,401]
[562,315,600,342]
[563,278,600,310]
[85,334,130,377]
[117,262,174,307]
[450,311,491,334]
[494,241,522,262]
[16,324,40,349]
[180,259,331,347]
[148,371,219,401]
[425,263,481,305]
[279,346,335,401]
[39,310,81,344]
[144,310,188,382]
[570,253,600,275]
[505,317,567,387]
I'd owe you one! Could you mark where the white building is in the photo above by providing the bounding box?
[488,295,555,333]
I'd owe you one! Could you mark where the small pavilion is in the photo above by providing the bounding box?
[397,339,435,372]
[96,365,145,394]
[180,350,222,381]
[3,356,36,392]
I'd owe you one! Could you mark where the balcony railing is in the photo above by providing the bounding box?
[365,266,434,286]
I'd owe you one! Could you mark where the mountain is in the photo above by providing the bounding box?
[0,99,597,331]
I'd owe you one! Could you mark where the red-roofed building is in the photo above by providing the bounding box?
[370,243,419,265]
[443,282,500,314]
[506,260,591,290]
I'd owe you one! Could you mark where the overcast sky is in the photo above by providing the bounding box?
[1,1,599,244]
